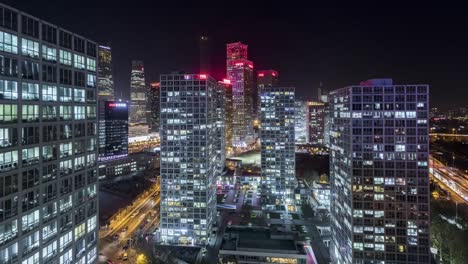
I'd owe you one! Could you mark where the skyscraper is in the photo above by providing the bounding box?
[159,73,224,245]
[98,101,128,161]
[219,79,233,156]
[97,45,113,101]
[307,101,325,145]
[0,3,98,263]
[226,42,254,148]
[329,79,430,264]
[256,70,279,120]
[129,60,148,136]
[148,82,160,133]
[260,87,296,205]
[294,100,308,144]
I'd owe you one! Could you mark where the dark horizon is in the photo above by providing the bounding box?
[5,0,468,110]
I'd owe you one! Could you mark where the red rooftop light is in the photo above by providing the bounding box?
[199,74,207,79]
[258,73,264,77]
[223,79,231,84]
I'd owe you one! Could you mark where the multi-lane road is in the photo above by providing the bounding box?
[430,157,468,203]
[99,183,161,263]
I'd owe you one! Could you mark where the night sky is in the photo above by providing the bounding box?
[6,1,468,109]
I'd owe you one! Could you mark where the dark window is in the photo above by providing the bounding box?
[59,69,72,85]
[21,60,39,80]
[74,37,85,53]
[41,24,57,44]
[21,15,39,38]
[59,30,72,49]
[86,42,96,57]
[0,55,18,77]
[74,71,85,87]
[41,64,57,83]
[0,7,18,31]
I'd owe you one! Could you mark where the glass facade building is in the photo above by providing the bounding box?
[260,87,296,205]
[294,100,308,144]
[219,79,233,156]
[129,60,147,136]
[98,101,128,161]
[159,73,224,245]
[307,101,326,145]
[256,70,278,119]
[97,45,113,101]
[0,3,98,264]
[329,79,430,264]
[148,82,160,133]
[226,42,254,148]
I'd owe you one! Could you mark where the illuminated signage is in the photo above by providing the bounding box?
[223,79,231,84]
[108,103,127,108]
[258,73,264,77]
[199,74,207,79]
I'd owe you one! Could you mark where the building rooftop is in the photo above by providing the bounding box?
[221,226,303,254]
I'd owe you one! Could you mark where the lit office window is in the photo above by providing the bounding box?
[74,54,85,69]
[59,50,72,65]
[21,38,39,58]
[0,31,18,54]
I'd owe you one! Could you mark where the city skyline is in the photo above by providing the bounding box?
[3,1,467,109]
[1,2,467,264]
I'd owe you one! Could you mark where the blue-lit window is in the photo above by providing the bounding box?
[42,45,57,62]
[21,38,39,58]
[87,58,96,71]
[59,50,72,65]
[74,54,85,69]
[0,31,18,54]
[21,83,39,101]
[0,80,18,100]
[87,74,96,88]
[42,85,57,102]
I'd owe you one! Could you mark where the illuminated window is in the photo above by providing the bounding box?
[74,54,85,69]
[0,31,18,54]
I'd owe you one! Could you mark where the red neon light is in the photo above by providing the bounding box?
[258,73,264,77]
[199,74,207,79]
[235,62,244,66]
[109,103,116,107]
[223,79,231,84]
[272,72,276,76]
[248,63,253,68]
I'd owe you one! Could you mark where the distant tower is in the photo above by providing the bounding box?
[226,42,255,147]
[200,36,211,75]
[220,79,234,156]
[256,70,279,118]
[148,82,161,133]
[98,45,114,101]
[129,60,148,136]
[307,101,326,145]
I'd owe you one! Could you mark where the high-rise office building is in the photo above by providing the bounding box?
[260,87,296,205]
[226,42,254,147]
[159,73,224,245]
[97,45,113,101]
[0,3,98,263]
[219,79,233,156]
[98,101,128,161]
[256,70,279,119]
[148,82,160,133]
[129,60,148,136]
[329,79,430,264]
[307,101,325,145]
[294,100,308,144]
